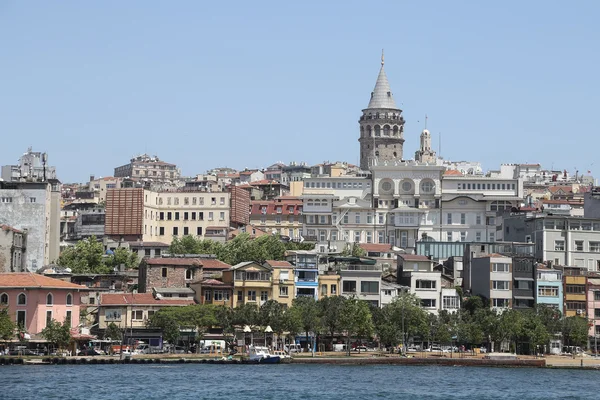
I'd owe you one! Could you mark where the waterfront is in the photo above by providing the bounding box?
[1,364,599,400]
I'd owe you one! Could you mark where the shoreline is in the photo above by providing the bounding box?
[3,354,599,369]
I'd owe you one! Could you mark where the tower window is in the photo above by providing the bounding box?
[375,151,380,157]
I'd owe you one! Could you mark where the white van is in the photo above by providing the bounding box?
[285,344,301,354]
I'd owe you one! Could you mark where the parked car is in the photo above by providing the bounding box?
[80,349,102,356]
[426,346,449,353]
[9,348,38,356]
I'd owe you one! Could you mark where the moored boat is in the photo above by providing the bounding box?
[248,346,281,364]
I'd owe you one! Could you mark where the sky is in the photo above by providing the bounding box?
[1,1,599,183]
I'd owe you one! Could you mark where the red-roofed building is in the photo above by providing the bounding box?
[138,257,203,293]
[189,279,233,307]
[249,197,303,240]
[0,273,87,336]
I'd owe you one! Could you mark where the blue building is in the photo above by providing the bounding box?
[286,250,318,299]
[536,266,563,315]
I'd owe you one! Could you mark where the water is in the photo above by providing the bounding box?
[0,364,598,400]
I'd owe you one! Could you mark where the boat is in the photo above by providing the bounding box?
[248,346,281,364]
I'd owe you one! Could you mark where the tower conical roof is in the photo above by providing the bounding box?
[367,58,397,109]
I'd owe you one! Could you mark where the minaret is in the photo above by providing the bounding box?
[358,51,405,170]
[414,116,437,163]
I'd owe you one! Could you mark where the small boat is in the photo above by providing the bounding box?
[248,346,281,364]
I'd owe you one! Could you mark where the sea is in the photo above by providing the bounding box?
[0,364,598,400]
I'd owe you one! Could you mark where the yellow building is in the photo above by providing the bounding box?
[318,271,340,298]
[222,262,273,308]
[264,260,295,308]
[564,274,588,317]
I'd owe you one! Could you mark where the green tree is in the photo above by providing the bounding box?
[106,247,140,270]
[0,308,16,341]
[290,296,321,352]
[339,297,373,355]
[462,296,485,316]
[371,304,399,351]
[148,307,187,348]
[233,303,260,329]
[40,319,71,351]
[57,236,109,273]
[386,292,429,353]
[214,305,235,351]
[103,322,122,341]
[562,316,589,347]
[318,296,347,350]
[259,300,287,348]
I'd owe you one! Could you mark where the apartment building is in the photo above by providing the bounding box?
[397,254,451,314]
[468,254,514,311]
[559,266,588,317]
[587,278,600,339]
[536,266,564,314]
[87,176,123,203]
[250,197,303,240]
[285,251,319,300]
[339,262,382,307]
[264,260,295,308]
[114,154,180,184]
[222,262,272,308]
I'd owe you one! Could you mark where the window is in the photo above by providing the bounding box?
[590,242,600,252]
[46,310,52,326]
[421,299,436,308]
[354,231,361,243]
[205,290,212,302]
[209,212,214,221]
[343,215,349,224]
[476,215,481,225]
[554,240,565,251]
[183,227,189,235]
[132,310,144,320]
[378,214,384,224]
[161,268,168,278]
[366,214,373,224]
[220,212,225,221]
[321,285,327,296]
[446,232,452,242]
[366,232,372,243]
[460,213,466,224]
[159,227,165,236]
[191,212,196,220]
[447,213,452,224]
[260,291,268,302]
[355,213,360,224]
[46,293,53,305]
[0,293,8,305]
[16,310,26,327]
[65,310,72,327]
[381,181,392,192]
[66,293,73,306]
[492,281,509,290]
[492,298,509,308]
[443,296,459,309]
[331,284,337,295]
[595,291,600,301]
[538,286,558,297]
[575,240,584,251]
[492,263,510,272]
[237,291,243,302]
[167,212,172,220]
[342,281,357,293]
[185,269,194,280]
[416,280,436,289]
[247,290,256,301]
[475,232,482,242]
[211,197,216,205]
[378,231,385,244]
[29,197,36,203]
[175,212,180,220]
[319,230,326,242]
[220,197,225,205]
[184,212,189,220]
[197,227,203,236]
[421,181,434,193]
[280,286,289,297]
[159,212,165,220]
[361,281,379,294]
[148,310,155,319]
[566,285,586,294]
[173,227,178,236]
[460,232,466,242]
[402,181,412,192]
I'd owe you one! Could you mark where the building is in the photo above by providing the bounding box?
[1,147,56,183]
[87,176,123,203]
[113,154,181,184]
[588,278,600,340]
[72,207,106,241]
[264,260,295,308]
[359,243,396,269]
[358,54,406,170]
[503,214,600,271]
[0,180,61,271]
[190,278,233,307]
[414,129,437,164]
[338,259,382,307]
[0,273,86,335]
[138,257,202,294]
[105,188,231,243]
[222,262,273,308]
[229,185,251,228]
[98,292,194,347]
[250,197,303,240]
[584,187,600,219]
[0,225,26,273]
[380,280,405,307]
[397,254,446,314]
[127,241,170,261]
[285,251,319,300]
[318,270,340,298]
[559,266,588,317]
[536,265,564,314]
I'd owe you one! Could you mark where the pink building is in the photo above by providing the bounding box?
[0,273,87,336]
[589,278,600,346]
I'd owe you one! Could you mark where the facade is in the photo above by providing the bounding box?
[339,261,381,307]
[127,241,169,261]
[230,185,251,228]
[397,254,443,314]
[503,214,600,271]
[138,257,201,293]
[87,176,123,203]
[468,255,513,311]
[190,279,233,307]
[222,262,272,308]
[588,278,600,339]
[0,180,61,270]
[1,147,56,183]
[250,197,303,240]
[72,207,106,240]
[560,266,588,317]
[358,54,405,170]
[104,188,145,241]
[0,225,26,273]
[264,260,295,308]
[286,251,319,300]
[114,154,181,184]
[0,273,85,334]
[98,292,194,347]
[380,280,405,307]
[318,271,340,298]
[536,266,564,314]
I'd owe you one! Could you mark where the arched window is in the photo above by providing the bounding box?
[17,293,26,305]
[393,126,399,136]
[366,126,372,137]
[421,180,435,193]
[374,125,381,137]
[66,293,73,306]
[46,293,53,306]
[0,293,8,305]
[185,268,194,280]
[383,125,390,136]
[360,126,364,137]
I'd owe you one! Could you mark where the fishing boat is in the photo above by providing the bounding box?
[248,346,281,364]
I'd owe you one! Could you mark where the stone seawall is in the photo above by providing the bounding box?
[291,357,546,368]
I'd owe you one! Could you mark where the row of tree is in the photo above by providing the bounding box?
[56,236,139,274]
[148,294,591,355]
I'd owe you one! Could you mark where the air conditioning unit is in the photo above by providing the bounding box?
[576,310,583,315]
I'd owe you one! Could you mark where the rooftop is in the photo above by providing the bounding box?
[100,293,195,306]
[0,273,87,290]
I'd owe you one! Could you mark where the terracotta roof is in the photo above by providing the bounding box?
[250,200,302,216]
[200,259,231,270]
[0,273,87,290]
[239,170,257,176]
[127,241,170,248]
[145,258,202,266]
[249,180,282,186]
[264,260,293,267]
[199,279,232,288]
[100,293,195,306]
[0,224,23,234]
[399,254,431,262]
[359,244,393,253]
[443,169,463,176]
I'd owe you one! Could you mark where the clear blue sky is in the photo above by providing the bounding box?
[1,1,598,182]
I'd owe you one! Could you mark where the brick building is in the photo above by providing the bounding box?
[138,257,202,293]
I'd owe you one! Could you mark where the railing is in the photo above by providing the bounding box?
[339,265,382,271]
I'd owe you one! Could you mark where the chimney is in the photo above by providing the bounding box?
[90,175,95,182]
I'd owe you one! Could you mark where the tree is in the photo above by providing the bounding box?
[339,297,373,355]
[462,296,485,316]
[148,307,186,348]
[41,319,71,351]
[57,237,108,274]
[318,296,347,350]
[562,316,589,347]
[214,306,235,351]
[290,296,321,352]
[103,322,122,341]
[106,247,140,270]
[386,292,429,353]
[0,308,16,341]
[371,304,399,351]
[259,300,287,348]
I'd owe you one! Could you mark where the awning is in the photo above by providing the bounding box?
[513,296,534,300]
[514,277,534,281]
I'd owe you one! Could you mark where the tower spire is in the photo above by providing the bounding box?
[381,49,384,66]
